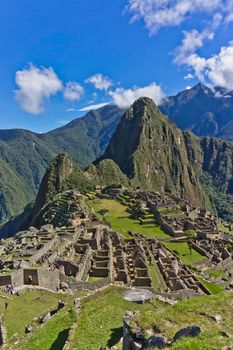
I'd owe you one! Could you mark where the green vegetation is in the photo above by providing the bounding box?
[72,287,233,350]
[2,286,230,350]
[148,263,167,291]
[89,198,168,239]
[164,242,207,266]
[198,277,223,295]
[158,207,184,216]
[0,290,69,341]
[16,307,77,350]
[86,159,129,187]
[136,291,233,350]
[72,286,153,350]
[208,269,225,279]
[217,221,233,235]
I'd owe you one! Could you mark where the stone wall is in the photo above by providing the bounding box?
[11,269,24,287]
[0,275,12,286]
[38,269,60,291]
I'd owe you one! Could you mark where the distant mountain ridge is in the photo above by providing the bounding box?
[161,83,233,138]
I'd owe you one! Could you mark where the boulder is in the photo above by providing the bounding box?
[40,224,54,233]
[147,336,167,349]
[173,325,201,342]
[41,312,51,323]
[19,260,31,269]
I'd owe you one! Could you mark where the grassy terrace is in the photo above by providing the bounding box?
[72,286,233,350]
[198,277,223,295]
[1,289,86,350]
[217,221,233,235]
[164,241,207,266]
[88,198,168,239]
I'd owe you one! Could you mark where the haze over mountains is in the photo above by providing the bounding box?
[1,83,233,228]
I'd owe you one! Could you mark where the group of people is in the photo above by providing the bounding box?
[2,284,19,295]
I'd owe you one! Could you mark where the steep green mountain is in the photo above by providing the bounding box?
[100,97,208,208]
[0,105,123,225]
[160,83,233,138]
[86,159,130,187]
[98,97,233,220]
[30,153,94,227]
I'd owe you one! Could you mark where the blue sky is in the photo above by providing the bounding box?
[0,0,233,132]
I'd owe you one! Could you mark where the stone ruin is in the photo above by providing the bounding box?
[0,189,228,297]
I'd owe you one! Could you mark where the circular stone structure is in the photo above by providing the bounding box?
[123,289,154,303]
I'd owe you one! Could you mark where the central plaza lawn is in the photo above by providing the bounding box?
[89,198,168,239]
[164,241,207,266]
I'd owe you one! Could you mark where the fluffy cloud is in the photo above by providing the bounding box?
[85,73,112,91]
[126,0,221,34]
[174,29,214,66]
[109,83,165,108]
[181,41,233,90]
[63,81,84,101]
[78,102,109,111]
[15,64,62,114]
[174,14,222,66]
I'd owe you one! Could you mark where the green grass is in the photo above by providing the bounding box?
[88,276,104,282]
[164,242,207,266]
[3,287,231,350]
[158,207,184,216]
[0,290,67,340]
[15,307,77,350]
[89,198,168,239]
[136,292,233,350]
[217,222,233,235]
[148,263,167,291]
[198,277,223,294]
[72,286,154,350]
[208,269,225,279]
[72,287,232,350]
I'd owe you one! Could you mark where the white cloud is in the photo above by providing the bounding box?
[78,102,109,112]
[63,81,84,101]
[15,64,62,114]
[85,73,112,91]
[66,108,76,112]
[180,41,233,90]
[126,0,221,34]
[174,13,222,66]
[109,83,165,108]
[174,29,214,66]
[225,12,233,22]
[184,73,194,80]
